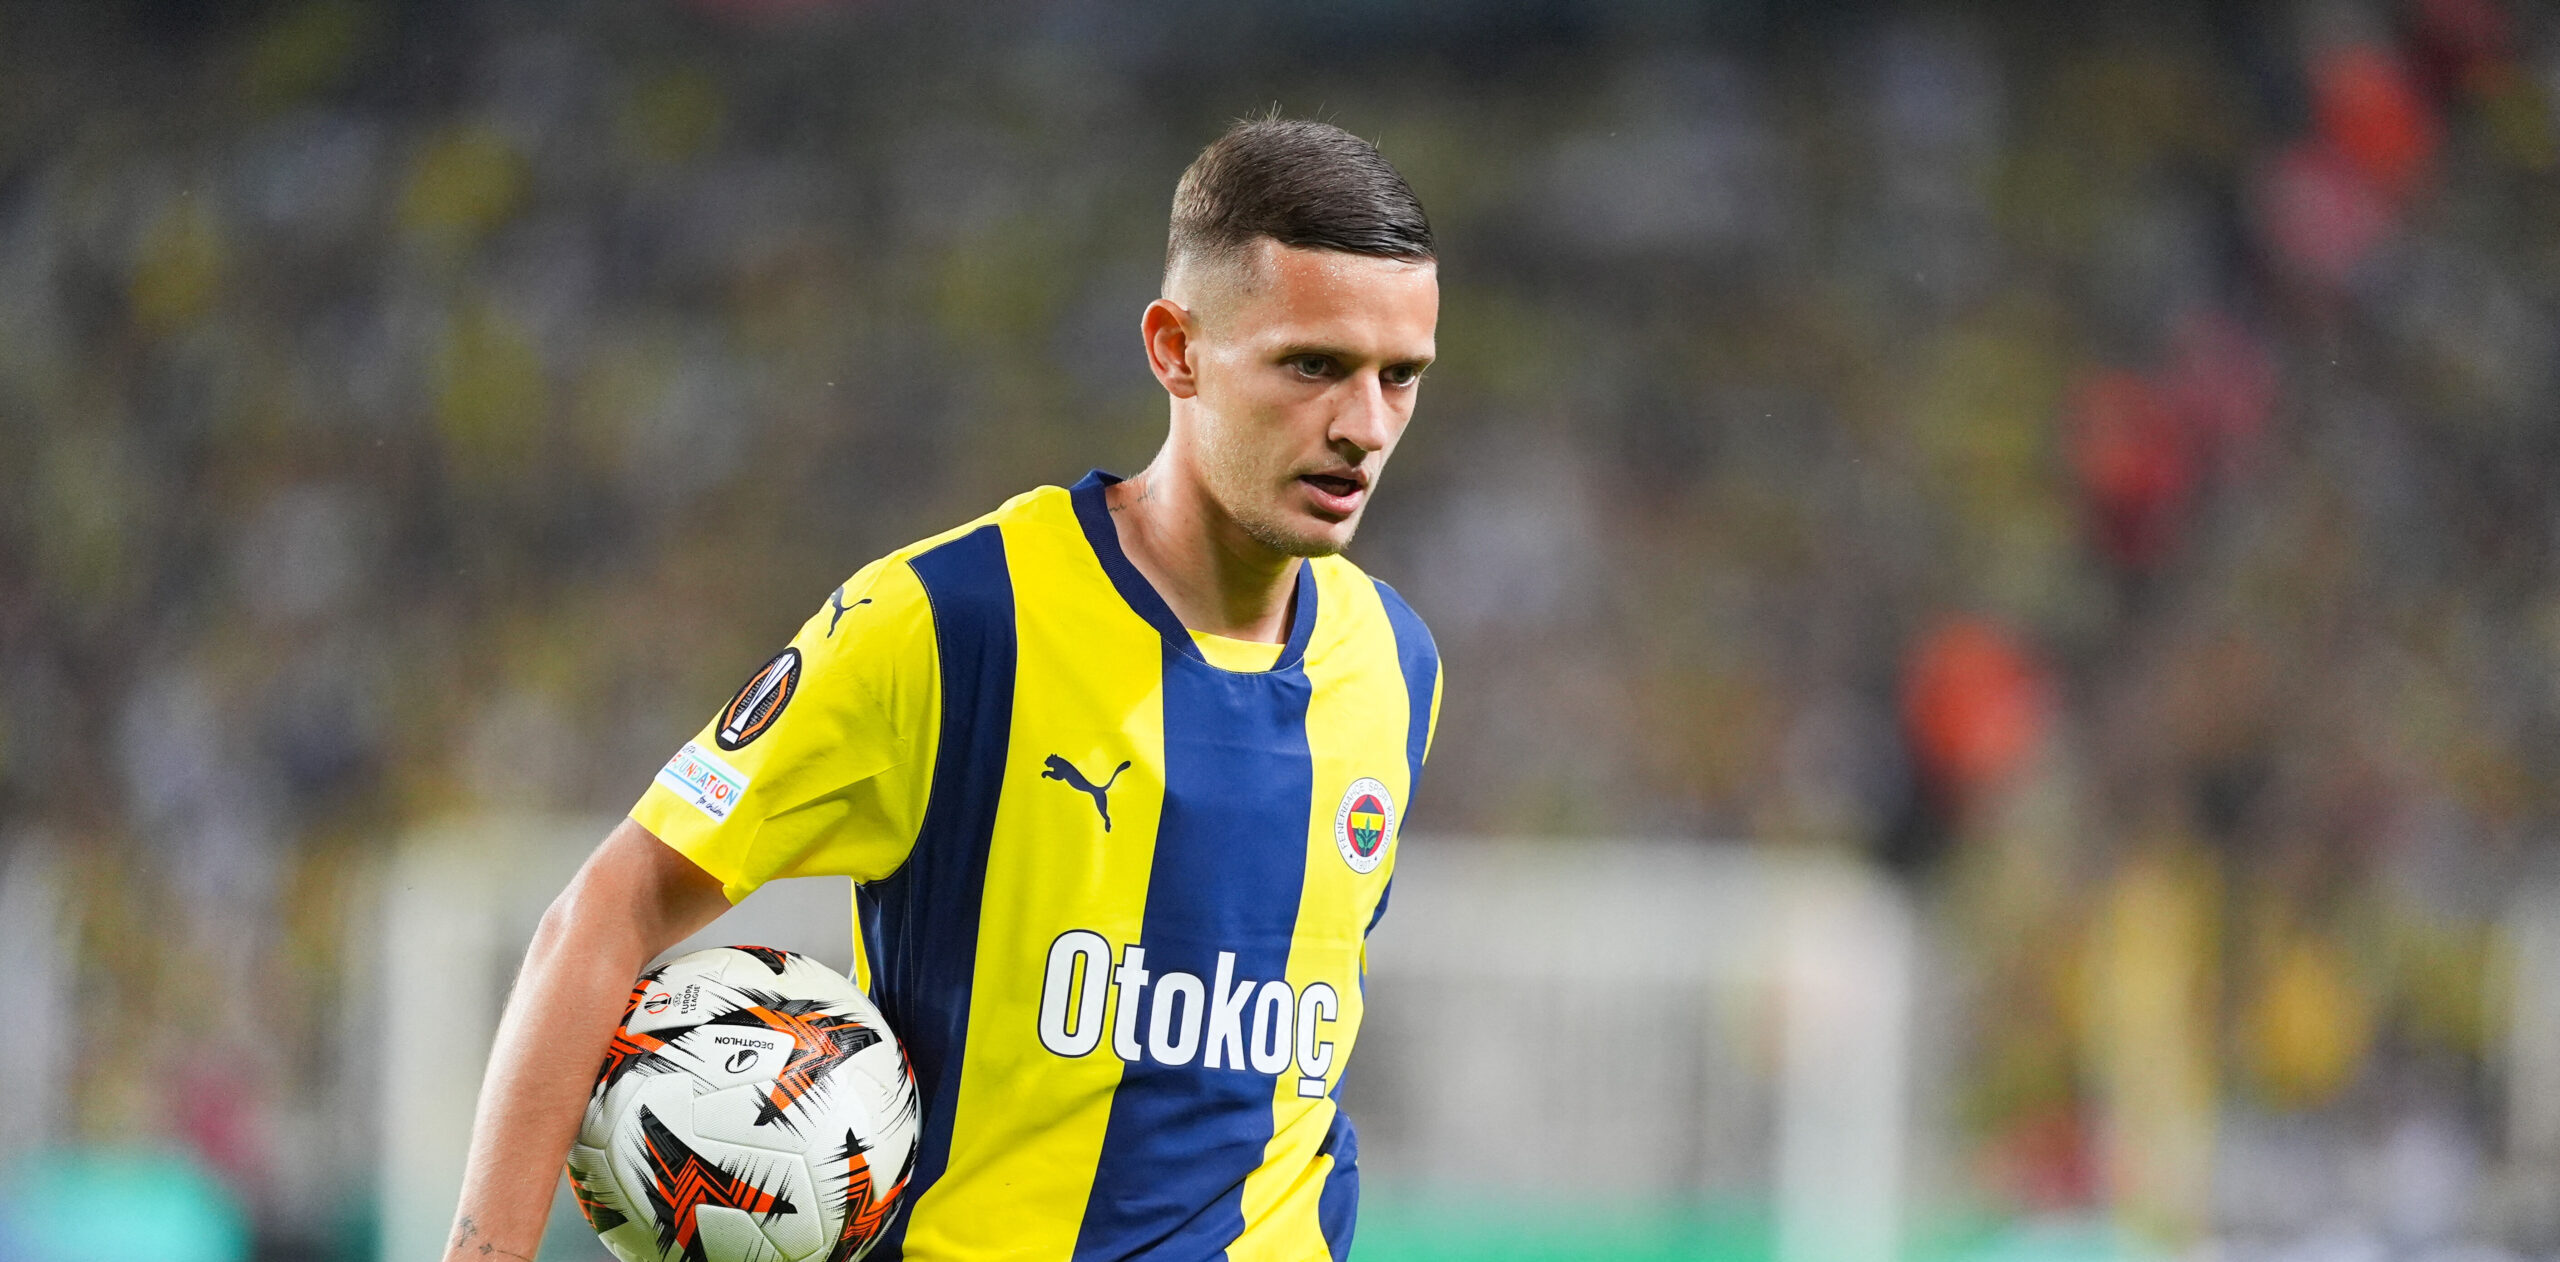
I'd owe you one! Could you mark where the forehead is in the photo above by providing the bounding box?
[1223,239,1438,354]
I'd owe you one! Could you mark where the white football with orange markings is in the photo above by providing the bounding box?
[568,946,918,1262]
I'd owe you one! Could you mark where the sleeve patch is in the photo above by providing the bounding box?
[716,647,803,750]
[656,741,751,822]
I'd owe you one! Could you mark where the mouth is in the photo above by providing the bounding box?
[1297,469,1369,517]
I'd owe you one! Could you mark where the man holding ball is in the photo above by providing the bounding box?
[447,116,1443,1262]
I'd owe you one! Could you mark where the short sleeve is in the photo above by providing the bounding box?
[631,558,940,901]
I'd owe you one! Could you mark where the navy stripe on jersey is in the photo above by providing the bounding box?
[855,883,887,997]
[1072,648,1317,1260]
[1276,562,1318,669]
[1070,470,1320,669]
[1070,471,1190,653]
[871,525,1017,1256]
[1372,578,1439,795]
[1317,1112,1359,1261]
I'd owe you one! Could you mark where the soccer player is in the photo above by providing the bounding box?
[445,117,1442,1262]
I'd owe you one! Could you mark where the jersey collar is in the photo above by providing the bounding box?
[1068,469,1318,671]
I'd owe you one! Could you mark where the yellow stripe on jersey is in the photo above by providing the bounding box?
[1232,560,1412,1262]
[903,502,1168,1258]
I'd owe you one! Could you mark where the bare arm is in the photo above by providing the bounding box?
[443,817,732,1262]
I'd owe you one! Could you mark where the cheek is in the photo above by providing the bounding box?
[1192,400,1281,488]
[1206,384,1302,455]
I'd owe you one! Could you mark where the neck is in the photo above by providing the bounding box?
[1103,460,1300,644]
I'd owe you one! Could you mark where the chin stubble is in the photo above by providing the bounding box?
[1238,506,1349,559]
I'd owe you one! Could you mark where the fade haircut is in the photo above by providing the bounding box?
[1165,117,1434,290]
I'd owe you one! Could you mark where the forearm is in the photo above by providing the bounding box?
[443,900,654,1262]
[444,819,730,1262]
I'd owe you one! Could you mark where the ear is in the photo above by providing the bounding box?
[1142,298,1200,399]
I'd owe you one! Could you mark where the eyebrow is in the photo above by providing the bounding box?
[1274,342,1434,368]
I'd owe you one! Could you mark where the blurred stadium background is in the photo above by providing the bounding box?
[5,0,2560,1258]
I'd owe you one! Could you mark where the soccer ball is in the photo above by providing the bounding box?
[566,946,919,1262]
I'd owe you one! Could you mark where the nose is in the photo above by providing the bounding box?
[1331,374,1398,456]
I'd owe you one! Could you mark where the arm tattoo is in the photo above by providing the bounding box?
[449,1216,534,1262]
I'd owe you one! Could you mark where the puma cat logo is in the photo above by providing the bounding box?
[1041,754,1131,832]
[827,587,870,636]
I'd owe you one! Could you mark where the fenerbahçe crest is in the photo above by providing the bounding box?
[1334,778,1395,874]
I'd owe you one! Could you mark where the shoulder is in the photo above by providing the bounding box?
[879,485,1068,629]
[866,486,1055,575]
[839,485,1067,606]
[1365,572,1436,649]
[1312,555,1438,658]
[797,487,1061,679]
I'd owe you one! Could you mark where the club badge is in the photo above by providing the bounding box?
[1334,778,1396,874]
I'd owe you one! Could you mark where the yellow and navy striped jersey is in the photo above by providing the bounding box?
[632,471,1443,1262]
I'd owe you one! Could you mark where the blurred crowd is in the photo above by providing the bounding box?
[6,0,2560,1257]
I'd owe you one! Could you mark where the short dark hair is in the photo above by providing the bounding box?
[1166,117,1434,283]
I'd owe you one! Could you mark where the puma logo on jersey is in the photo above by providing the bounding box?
[1041,754,1130,831]
[827,587,870,636]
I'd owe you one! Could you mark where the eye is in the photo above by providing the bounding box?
[1382,364,1424,387]
[1288,354,1335,379]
